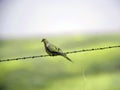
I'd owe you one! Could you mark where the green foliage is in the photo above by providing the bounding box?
[0,35,120,90]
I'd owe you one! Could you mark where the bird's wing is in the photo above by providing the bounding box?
[48,44,59,53]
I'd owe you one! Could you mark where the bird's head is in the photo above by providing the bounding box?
[41,38,47,43]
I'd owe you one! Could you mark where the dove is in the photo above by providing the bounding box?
[41,38,72,62]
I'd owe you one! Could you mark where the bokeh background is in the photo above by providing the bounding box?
[0,0,120,90]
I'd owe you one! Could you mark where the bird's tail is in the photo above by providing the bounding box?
[62,54,73,62]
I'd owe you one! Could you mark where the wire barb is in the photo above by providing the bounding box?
[0,45,120,62]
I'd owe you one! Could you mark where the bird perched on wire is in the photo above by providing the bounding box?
[41,38,72,62]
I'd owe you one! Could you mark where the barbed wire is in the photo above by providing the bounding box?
[0,45,120,62]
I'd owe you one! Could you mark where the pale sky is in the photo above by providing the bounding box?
[1,0,120,38]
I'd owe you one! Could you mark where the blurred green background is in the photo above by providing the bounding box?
[0,34,120,90]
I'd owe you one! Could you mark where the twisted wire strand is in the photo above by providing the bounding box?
[0,45,120,62]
